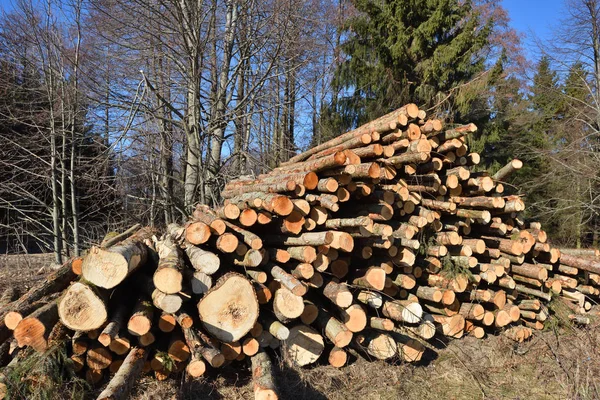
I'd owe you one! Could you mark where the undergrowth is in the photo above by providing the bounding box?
[3,343,88,400]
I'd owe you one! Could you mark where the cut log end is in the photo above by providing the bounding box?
[198,273,259,343]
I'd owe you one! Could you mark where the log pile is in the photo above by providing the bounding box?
[1,103,600,399]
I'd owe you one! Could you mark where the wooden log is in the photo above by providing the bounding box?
[198,273,259,343]
[352,267,386,291]
[328,346,347,368]
[109,337,131,356]
[323,281,353,308]
[251,350,278,400]
[58,282,107,332]
[315,308,352,348]
[87,345,113,370]
[13,301,58,351]
[184,245,220,275]
[492,159,523,181]
[559,253,600,275]
[127,299,153,337]
[354,331,397,360]
[285,104,418,164]
[4,295,58,331]
[99,304,128,347]
[151,289,182,314]
[0,288,18,309]
[82,228,152,289]
[273,288,304,322]
[382,300,422,324]
[224,221,263,250]
[153,236,184,294]
[263,265,307,296]
[97,347,146,400]
[284,324,324,367]
[191,208,227,235]
[341,304,367,333]
[432,314,465,338]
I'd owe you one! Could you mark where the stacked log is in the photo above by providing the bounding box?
[3,103,600,400]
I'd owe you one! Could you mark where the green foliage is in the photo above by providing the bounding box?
[321,0,494,140]
[440,254,475,282]
[544,295,575,332]
[3,343,88,400]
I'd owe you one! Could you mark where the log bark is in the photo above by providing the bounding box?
[284,324,324,366]
[97,347,147,400]
[251,350,278,400]
[99,304,128,347]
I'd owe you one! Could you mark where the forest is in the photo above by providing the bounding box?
[1,0,599,264]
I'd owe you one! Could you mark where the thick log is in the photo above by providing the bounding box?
[198,273,259,343]
[58,282,108,332]
[82,228,152,289]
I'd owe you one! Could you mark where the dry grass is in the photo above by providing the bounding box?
[129,319,600,400]
[0,253,54,293]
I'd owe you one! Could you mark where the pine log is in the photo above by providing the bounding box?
[492,159,523,181]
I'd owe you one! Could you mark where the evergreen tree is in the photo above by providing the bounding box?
[321,0,493,139]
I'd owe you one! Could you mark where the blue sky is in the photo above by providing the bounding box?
[501,0,563,57]
[0,0,562,61]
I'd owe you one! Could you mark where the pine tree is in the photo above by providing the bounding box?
[321,0,493,139]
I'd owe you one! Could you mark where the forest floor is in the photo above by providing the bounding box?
[1,254,599,400]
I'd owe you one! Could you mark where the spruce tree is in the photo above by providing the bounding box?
[321,0,493,139]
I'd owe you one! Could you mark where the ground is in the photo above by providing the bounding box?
[1,254,599,400]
